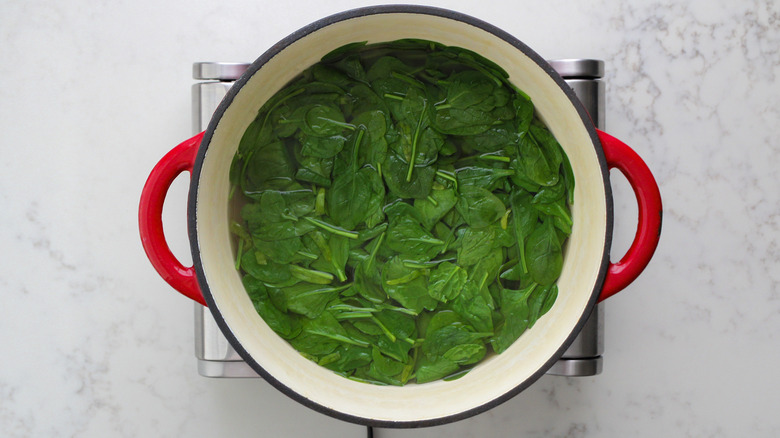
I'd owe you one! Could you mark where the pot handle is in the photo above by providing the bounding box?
[597,130,662,302]
[139,132,207,306]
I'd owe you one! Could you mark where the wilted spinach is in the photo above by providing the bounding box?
[229,39,575,385]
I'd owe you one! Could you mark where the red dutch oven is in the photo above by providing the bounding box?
[139,6,661,427]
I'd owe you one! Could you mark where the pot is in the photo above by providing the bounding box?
[139,5,662,427]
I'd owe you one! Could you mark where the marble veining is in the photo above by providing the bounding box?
[1,0,779,436]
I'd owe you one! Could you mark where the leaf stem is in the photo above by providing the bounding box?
[379,303,419,316]
[289,264,334,284]
[406,100,428,182]
[308,331,370,348]
[370,315,397,342]
[500,209,510,230]
[385,269,422,286]
[334,312,374,320]
[328,304,379,313]
[303,216,359,239]
[435,170,458,190]
[295,250,319,260]
[402,260,437,269]
[383,93,405,101]
[352,127,365,172]
[315,187,326,216]
[366,232,385,272]
[478,154,511,163]
[321,118,356,131]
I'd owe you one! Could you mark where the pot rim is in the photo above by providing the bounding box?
[187,4,613,428]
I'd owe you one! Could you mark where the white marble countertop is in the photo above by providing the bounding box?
[2,0,778,436]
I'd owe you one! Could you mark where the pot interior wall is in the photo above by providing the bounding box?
[193,10,608,424]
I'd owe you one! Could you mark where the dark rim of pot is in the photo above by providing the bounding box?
[188,4,613,429]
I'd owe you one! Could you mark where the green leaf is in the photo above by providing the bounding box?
[451,279,494,334]
[525,220,563,286]
[275,283,349,319]
[456,186,506,228]
[443,343,486,365]
[320,344,373,373]
[295,155,333,186]
[516,123,563,187]
[414,355,459,384]
[328,235,350,283]
[252,236,304,265]
[445,70,496,111]
[351,110,388,166]
[428,261,467,302]
[374,308,416,342]
[242,141,296,195]
[383,150,436,199]
[490,283,535,354]
[456,227,496,267]
[288,312,342,356]
[239,250,292,285]
[509,188,538,274]
[381,257,437,314]
[422,322,491,358]
[371,346,406,377]
[289,264,334,285]
[299,133,347,159]
[303,104,351,137]
[456,164,515,191]
[533,197,573,235]
[242,276,301,339]
[413,186,457,230]
[386,214,444,262]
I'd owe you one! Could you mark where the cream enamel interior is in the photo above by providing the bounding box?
[194,12,608,423]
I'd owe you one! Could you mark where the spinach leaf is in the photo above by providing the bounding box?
[243,275,301,339]
[443,343,486,366]
[440,70,498,110]
[320,344,373,373]
[371,346,406,377]
[456,185,506,229]
[351,110,389,166]
[427,261,467,302]
[413,186,457,230]
[381,256,437,314]
[422,322,491,358]
[328,166,378,229]
[383,150,436,199]
[299,133,347,159]
[386,214,444,262]
[456,226,496,266]
[533,196,573,235]
[456,165,515,191]
[490,283,535,354]
[295,154,333,186]
[451,274,494,334]
[239,249,292,285]
[275,283,349,319]
[414,355,459,384]
[509,188,538,274]
[242,140,296,196]
[525,220,563,286]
